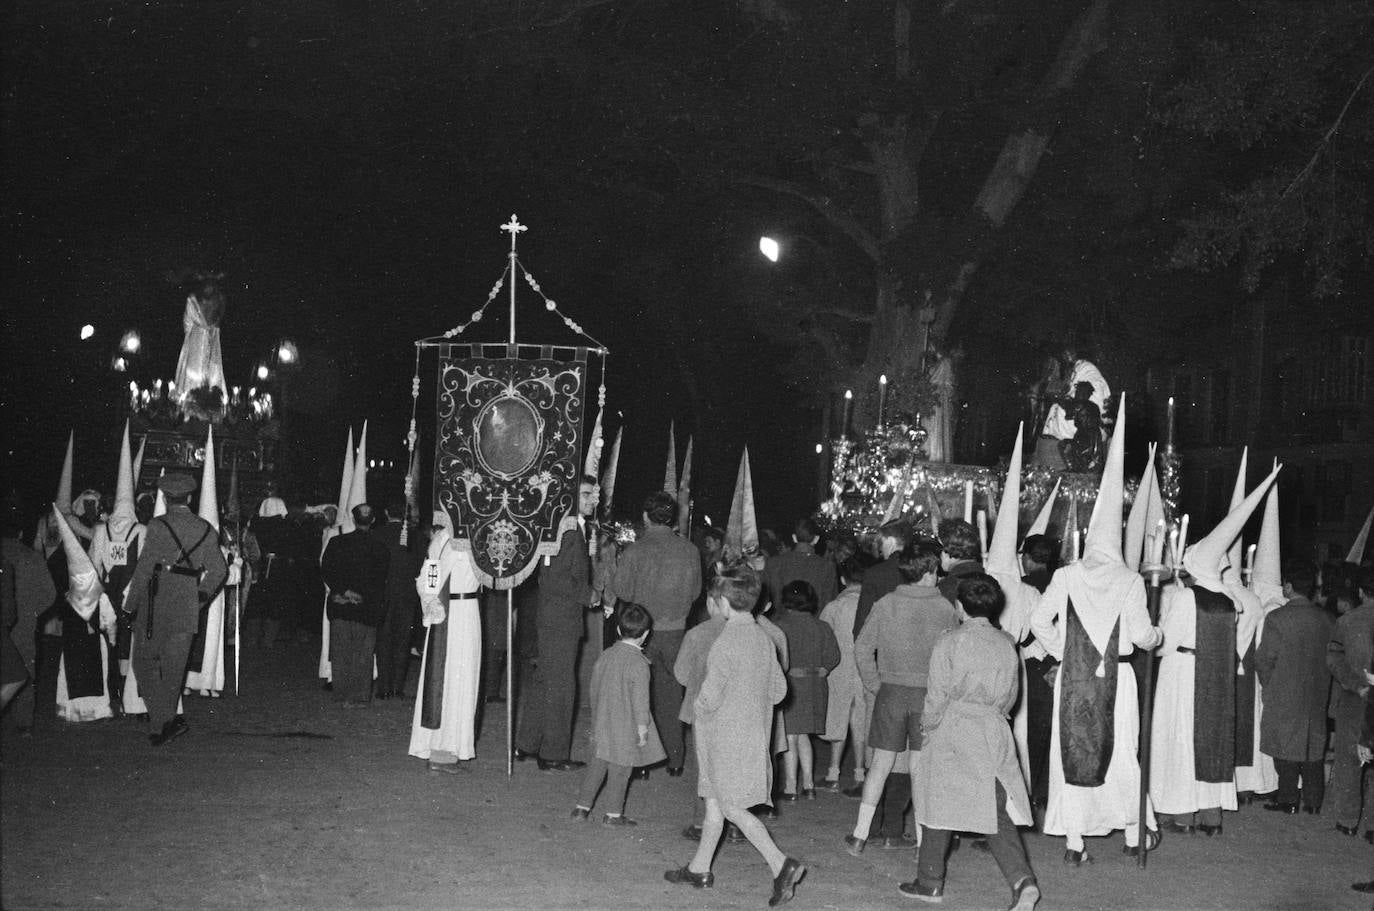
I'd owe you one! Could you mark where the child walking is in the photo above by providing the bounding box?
[664,565,806,907]
[572,603,664,826]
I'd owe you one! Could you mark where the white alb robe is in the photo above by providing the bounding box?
[409,537,482,762]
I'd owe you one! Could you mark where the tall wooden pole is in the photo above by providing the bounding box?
[1137,566,1164,868]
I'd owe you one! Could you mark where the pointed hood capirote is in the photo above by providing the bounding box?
[724,448,758,561]
[132,434,147,489]
[600,426,623,520]
[199,427,220,531]
[1226,447,1250,580]
[56,430,75,515]
[663,421,678,495]
[1183,463,1283,590]
[676,436,694,537]
[583,407,605,480]
[346,421,369,520]
[1251,481,1283,608]
[1082,394,1128,570]
[111,420,138,528]
[1027,477,1060,540]
[985,423,1025,577]
[55,505,103,620]
[1123,443,1159,572]
[336,426,356,533]
[1348,504,1374,566]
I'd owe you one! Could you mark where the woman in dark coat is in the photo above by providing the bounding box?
[772,581,840,799]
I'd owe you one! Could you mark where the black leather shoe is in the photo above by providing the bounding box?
[843,834,866,856]
[570,807,589,820]
[778,791,798,802]
[1122,829,1162,856]
[1353,880,1374,894]
[633,767,650,780]
[725,822,748,843]
[801,788,817,800]
[1336,822,1358,836]
[1302,804,1319,814]
[681,824,703,840]
[664,866,714,889]
[512,748,536,761]
[897,879,943,901]
[768,857,805,907]
[1062,848,1092,866]
[538,759,585,772]
[1364,830,1374,845]
[841,784,865,798]
[1262,801,1298,814]
[1161,821,1195,835]
[1197,823,1222,837]
[666,766,685,778]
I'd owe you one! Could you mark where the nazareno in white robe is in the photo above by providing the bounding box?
[408,533,482,762]
[1031,556,1161,841]
[1232,584,1278,795]
[1149,582,1240,816]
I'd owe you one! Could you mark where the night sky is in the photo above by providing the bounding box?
[1,3,828,531]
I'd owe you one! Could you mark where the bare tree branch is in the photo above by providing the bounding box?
[735,175,883,263]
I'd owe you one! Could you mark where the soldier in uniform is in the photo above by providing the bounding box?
[122,473,228,746]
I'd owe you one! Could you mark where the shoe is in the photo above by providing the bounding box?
[819,777,840,791]
[1364,831,1374,845]
[1062,848,1092,866]
[1008,876,1040,911]
[633,768,650,780]
[664,866,714,889]
[682,824,702,840]
[322,681,333,692]
[666,766,685,778]
[878,834,919,850]
[969,837,991,853]
[602,814,637,827]
[1161,821,1194,835]
[801,788,817,800]
[725,823,748,843]
[1302,804,1320,815]
[150,718,189,747]
[843,834,866,857]
[570,807,589,820]
[1197,823,1222,837]
[1354,881,1374,894]
[842,784,865,798]
[768,857,805,907]
[375,690,392,700]
[537,759,585,772]
[1262,801,1298,814]
[759,805,779,820]
[512,748,537,761]
[427,760,466,774]
[1337,822,1358,836]
[897,879,943,902]
[778,791,798,802]
[1122,829,1162,856]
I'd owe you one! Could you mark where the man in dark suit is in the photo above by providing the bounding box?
[320,504,390,707]
[374,498,419,699]
[516,477,596,771]
[122,473,228,746]
[1256,561,1334,814]
[852,520,910,640]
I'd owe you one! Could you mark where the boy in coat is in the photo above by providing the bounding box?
[664,565,806,907]
[573,603,664,825]
[904,574,1040,909]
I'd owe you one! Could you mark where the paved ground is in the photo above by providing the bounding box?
[2,641,1370,910]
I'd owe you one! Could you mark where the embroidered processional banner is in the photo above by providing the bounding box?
[435,344,587,588]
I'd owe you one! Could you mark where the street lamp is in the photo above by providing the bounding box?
[277,339,298,365]
[80,324,95,340]
[758,236,781,263]
[119,330,141,354]
[256,364,270,381]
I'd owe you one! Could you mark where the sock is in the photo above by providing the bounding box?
[605,812,620,818]
[854,803,877,840]
[1066,833,1085,852]
[576,805,591,812]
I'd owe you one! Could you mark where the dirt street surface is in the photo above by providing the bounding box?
[3,644,1369,911]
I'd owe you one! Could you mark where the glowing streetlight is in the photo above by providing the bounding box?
[758,236,780,263]
[814,443,823,455]
[119,330,141,354]
[256,364,270,381]
[79,324,95,341]
[277,339,298,365]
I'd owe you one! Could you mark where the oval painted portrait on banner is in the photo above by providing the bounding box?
[476,395,542,477]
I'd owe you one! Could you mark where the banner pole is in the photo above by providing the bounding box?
[1138,567,1164,868]
[507,586,515,779]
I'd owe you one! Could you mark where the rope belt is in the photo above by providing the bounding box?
[449,591,480,601]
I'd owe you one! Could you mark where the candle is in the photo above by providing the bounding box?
[1148,518,1166,566]
[976,509,988,556]
[1244,543,1257,580]
[1168,527,1180,575]
[1165,396,1176,453]
[963,479,974,523]
[1074,527,1083,562]
[1178,514,1190,562]
[841,389,853,439]
[154,379,164,400]
[877,375,888,428]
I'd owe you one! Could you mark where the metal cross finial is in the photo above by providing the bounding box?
[501,215,527,240]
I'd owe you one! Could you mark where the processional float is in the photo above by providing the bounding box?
[405,217,609,778]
